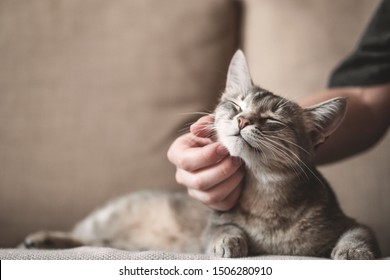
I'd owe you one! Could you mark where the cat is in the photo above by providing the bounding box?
[23,50,380,259]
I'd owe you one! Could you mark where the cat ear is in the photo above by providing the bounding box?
[226,50,253,93]
[304,97,347,147]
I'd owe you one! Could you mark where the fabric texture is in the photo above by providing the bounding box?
[0,247,325,260]
[329,0,390,87]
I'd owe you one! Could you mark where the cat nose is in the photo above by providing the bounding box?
[238,116,252,129]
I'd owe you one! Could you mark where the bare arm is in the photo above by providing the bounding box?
[299,83,390,164]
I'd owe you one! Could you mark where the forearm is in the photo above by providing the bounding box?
[299,83,390,165]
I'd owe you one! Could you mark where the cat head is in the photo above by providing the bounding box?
[214,50,346,172]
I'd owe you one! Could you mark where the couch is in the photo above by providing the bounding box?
[0,0,388,260]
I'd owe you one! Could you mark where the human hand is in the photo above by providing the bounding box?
[167,115,244,211]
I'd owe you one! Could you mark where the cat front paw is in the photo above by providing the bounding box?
[331,244,375,260]
[212,235,248,258]
[23,231,83,249]
[24,231,54,249]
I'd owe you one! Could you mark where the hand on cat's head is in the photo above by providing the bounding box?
[168,115,244,211]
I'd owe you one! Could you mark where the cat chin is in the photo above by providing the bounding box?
[220,135,251,158]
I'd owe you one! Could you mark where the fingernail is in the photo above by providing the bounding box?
[216,144,229,156]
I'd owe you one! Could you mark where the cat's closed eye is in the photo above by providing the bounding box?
[262,118,287,131]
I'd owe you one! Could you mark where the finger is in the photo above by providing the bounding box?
[169,137,230,172]
[167,133,214,168]
[187,167,244,208]
[176,156,242,190]
[207,183,243,211]
[190,115,215,138]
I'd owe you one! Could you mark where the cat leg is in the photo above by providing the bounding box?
[24,230,85,249]
[204,224,248,258]
[331,226,380,260]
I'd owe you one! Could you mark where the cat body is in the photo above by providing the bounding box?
[208,170,355,257]
[73,191,207,253]
[24,50,380,259]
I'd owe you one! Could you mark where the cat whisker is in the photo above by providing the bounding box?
[262,138,310,179]
[263,137,325,187]
[176,113,216,136]
[251,142,269,165]
[264,134,311,155]
[254,131,309,179]
[177,124,194,135]
[179,112,214,117]
[196,126,217,138]
[259,139,305,180]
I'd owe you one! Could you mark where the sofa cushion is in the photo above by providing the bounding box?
[0,0,240,247]
[0,247,325,260]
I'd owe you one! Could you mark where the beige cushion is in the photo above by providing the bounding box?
[0,0,240,247]
[0,247,326,260]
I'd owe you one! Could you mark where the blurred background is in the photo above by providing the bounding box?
[0,0,388,256]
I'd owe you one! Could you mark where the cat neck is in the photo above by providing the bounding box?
[238,164,321,211]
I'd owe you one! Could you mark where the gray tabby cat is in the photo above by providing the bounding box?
[24,50,380,259]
